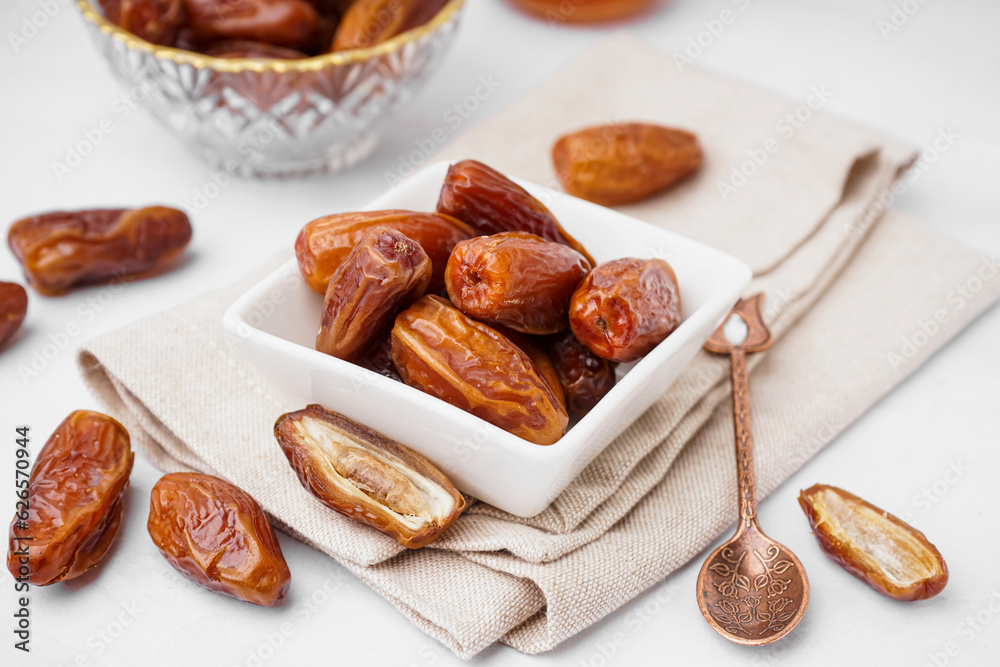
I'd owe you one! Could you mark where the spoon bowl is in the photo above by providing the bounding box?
[697,523,809,644]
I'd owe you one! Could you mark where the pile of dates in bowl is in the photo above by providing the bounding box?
[78,0,467,176]
[297,159,684,446]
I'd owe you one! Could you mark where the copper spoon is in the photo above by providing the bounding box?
[695,294,809,645]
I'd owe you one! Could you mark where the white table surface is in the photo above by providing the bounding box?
[2,1,998,665]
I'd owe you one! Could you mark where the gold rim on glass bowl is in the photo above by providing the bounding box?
[75,0,467,72]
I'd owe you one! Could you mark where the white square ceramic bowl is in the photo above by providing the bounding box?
[223,162,751,517]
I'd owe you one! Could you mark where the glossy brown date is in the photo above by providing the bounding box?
[148,473,291,606]
[391,295,569,445]
[181,0,322,51]
[543,329,617,417]
[7,411,133,586]
[495,327,566,412]
[445,232,591,335]
[437,160,596,266]
[569,258,681,363]
[99,0,185,46]
[799,484,948,601]
[295,209,473,296]
[316,227,431,362]
[0,282,28,349]
[7,207,192,297]
[274,404,465,548]
[552,123,703,206]
[331,0,449,51]
[202,39,308,58]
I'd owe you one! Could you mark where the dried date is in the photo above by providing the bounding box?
[181,0,322,51]
[495,327,566,411]
[543,330,617,417]
[148,473,291,606]
[569,258,681,362]
[331,0,449,51]
[445,232,591,335]
[7,207,192,297]
[99,0,185,46]
[6,411,133,586]
[295,209,473,296]
[391,295,569,445]
[316,227,431,361]
[552,123,703,206]
[274,404,465,548]
[202,39,308,58]
[799,484,948,601]
[437,159,596,266]
[0,282,28,349]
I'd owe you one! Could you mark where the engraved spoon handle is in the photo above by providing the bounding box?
[730,348,758,531]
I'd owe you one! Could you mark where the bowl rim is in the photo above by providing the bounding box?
[76,0,466,73]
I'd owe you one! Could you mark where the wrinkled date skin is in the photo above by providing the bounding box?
[331,0,449,51]
[391,295,569,445]
[437,160,596,266]
[799,484,948,601]
[275,405,465,548]
[7,411,133,586]
[0,282,28,349]
[553,123,703,206]
[295,209,473,296]
[316,227,431,361]
[569,258,682,363]
[181,0,322,51]
[202,39,308,58]
[148,473,291,606]
[494,326,566,412]
[445,232,591,335]
[8,207,192,297]
[99,0,185,45]
[543,330,617,417]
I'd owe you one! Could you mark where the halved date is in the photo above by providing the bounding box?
[391,295,569,445]
[148,473,291,606]
[316,227,431,361]
[6,411,133,586]
[445,232,591,335]
[0,282,28,349]
[543,329,617,417]
[799,484,948,601]
[274,405,465,548]
[331,0,449,51]
[99,0,185,46]
[181,0,322,51]
[569,257,681,362]
[437,160,595,266]
[8,207,192,296]
[552,123,703,206]
[295,209,473,296]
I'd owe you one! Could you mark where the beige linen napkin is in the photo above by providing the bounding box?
[77,35,1000,657]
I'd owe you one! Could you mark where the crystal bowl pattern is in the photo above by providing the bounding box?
[76,0,466,177]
